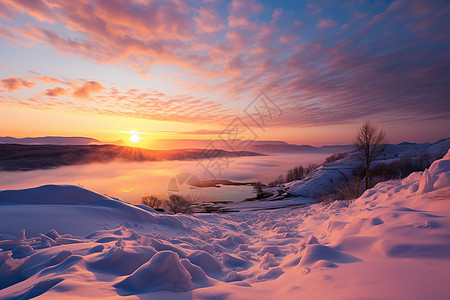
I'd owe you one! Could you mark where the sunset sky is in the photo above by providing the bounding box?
[0,0,449,147]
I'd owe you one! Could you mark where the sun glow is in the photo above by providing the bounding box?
[129,133,142,143]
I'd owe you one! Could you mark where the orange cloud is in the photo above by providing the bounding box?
[0,77,36,92]
[43,81,105,98]
[72,81,104,98]
[45,87,67,97]
[7,75,236,125]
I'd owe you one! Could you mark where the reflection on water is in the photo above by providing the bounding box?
[0,153,331,203]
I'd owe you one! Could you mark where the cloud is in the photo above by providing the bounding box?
[228,0,264,28]
[0,0,449,129]
[0,0,55,23]
[5,76,236,124]
[0,27,17,41]
[72,81,104,98]
[33,76,73,86]
[44,81,104,98]
[179,129,223,135]
[45,87,66,97]
[0,77,36,92]
[195,7,224,32]
[317,19,337,29]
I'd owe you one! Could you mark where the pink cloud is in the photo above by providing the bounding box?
[195,7,224,32]
[0,28,17,41]
[271,8,282,23]
[355,11,368,20]
[0,77,36,92]
[228,0,263,28]
[317,19,337,29]
[306,3,322,14]
[1,0,56,23]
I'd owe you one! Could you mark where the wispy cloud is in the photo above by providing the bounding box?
[317,19,336,29]
[160,129,224,135]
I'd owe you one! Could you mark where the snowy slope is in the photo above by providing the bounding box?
[285,138,450,199]
[0,149,449,299]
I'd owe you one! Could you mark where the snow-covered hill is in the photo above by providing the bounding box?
[0,148,449,299]
[285,138,450,199]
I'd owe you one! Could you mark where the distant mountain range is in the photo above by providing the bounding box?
[148,139,354,153]
[0,136,353,154]
[246,143,353,153]
[0,136,101,145]
[0,144,263,171]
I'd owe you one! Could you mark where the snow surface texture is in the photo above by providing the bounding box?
[0,148,450,299]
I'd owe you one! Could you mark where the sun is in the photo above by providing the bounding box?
[129,133,142,143]
[122,129,146,144]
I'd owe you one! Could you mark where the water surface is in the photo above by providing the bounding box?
[0,153,330,203]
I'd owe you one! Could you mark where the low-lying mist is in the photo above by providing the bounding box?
[0,153,331,203]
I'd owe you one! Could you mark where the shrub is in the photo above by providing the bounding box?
[253,181,271,199]
[268,163,320,186]
[268,175,284,187]
[141,195,163,210]
[166,195,192,214]
[333,176,363,201]
[324,152,348,164]
[285,165,305,182]
[370,154,433,186]
[305,163,320,175]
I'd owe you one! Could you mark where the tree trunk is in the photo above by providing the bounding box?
[365,161,370,190]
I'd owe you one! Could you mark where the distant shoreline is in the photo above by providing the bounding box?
[0,143,264,171]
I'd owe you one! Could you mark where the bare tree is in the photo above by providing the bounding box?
[141,195,163,210]
[166,195,192,214]
[354,121,387,190]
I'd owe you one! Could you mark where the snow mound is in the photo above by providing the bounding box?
[0,184,109,205]
[5,278,64,300]
[299,244,361,266]
[0,185,189,237]
[114,250,193,293]
[187,250,223,276]
[87,246,157,276]
[259,246,284,257]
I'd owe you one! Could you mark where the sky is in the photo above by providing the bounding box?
[0,0,449,147]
